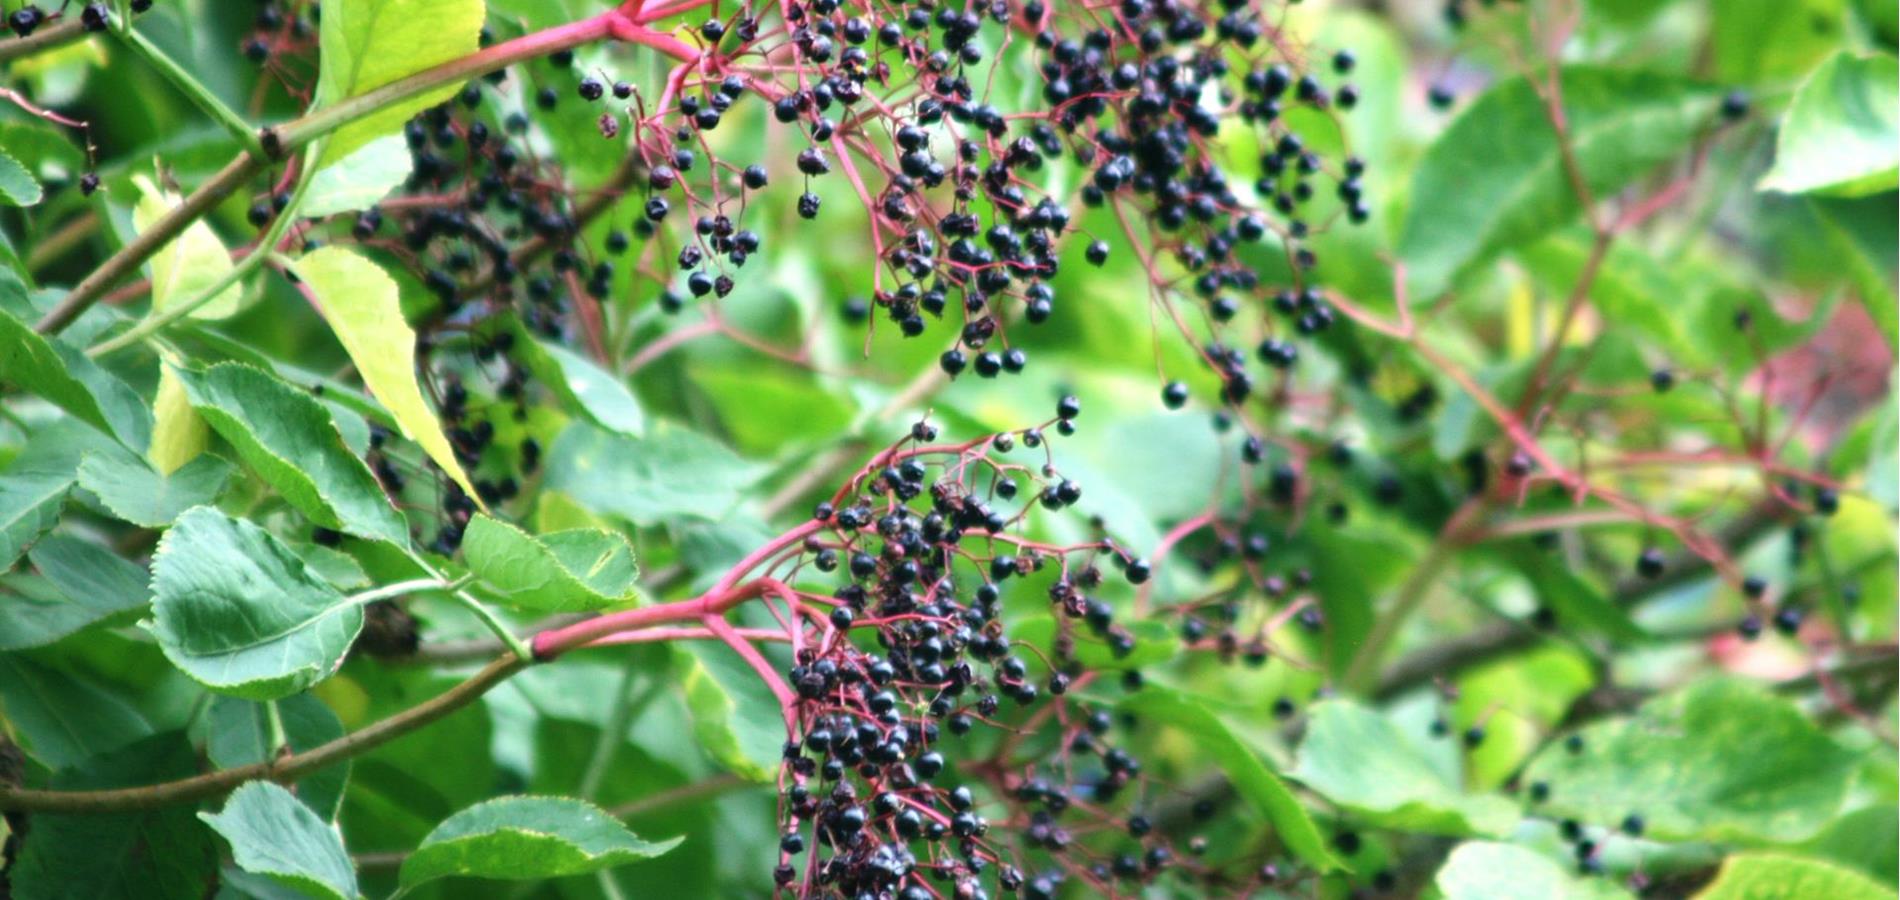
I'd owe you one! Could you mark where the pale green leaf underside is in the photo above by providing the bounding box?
[149,506,363,700]
[199,782,358,900]
[1695,853,1897,900]
[314,0,485,169]
[1436,842,1633,900]
[462,513,640,612]
[1293,699,1520,837]
[1761,51,1900,197]
[400,796,682,888]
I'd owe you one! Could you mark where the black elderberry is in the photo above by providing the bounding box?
[9,5,44,37]
[578,77,604,101]
[1635,547,1666,579]
[81,2,109,31]
[1651,368,1675,392]
[1721,90,1750,121]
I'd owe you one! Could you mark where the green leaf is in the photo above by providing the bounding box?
[0,145,43,206]
[177,362,406,544]
[291,246,481,505]
[510,320,644,436]
[0,655,151,769]
[1398,68,1721,298]
[131,173,241,320]
[1121,688,1344,872]
[149,506,363,700]
[0,464,71,571]
[544,422,763,526]
[150,362,210,475]
[0,306,153,450]
[462,513,640,612]
[204,694,351,821]
[1695,853,1897,900]
[1761,52,1900,197]
[1292,699,1519,836]
[1801,804,1899,884]
[302,133,413,218]
[398,796,682,888]
[674,642,782,783]
[1712,0,1851,86]
[1523,679,1860,843]
[8,734,217,900]
[200,782,359,900]
[2,533,152,649]
[1436,841,1633,900]
[313,0,485,169]
[1453,645,1597,790]
[76,444,233,529]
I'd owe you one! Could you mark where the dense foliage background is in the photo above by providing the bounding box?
[0,0,1894,897]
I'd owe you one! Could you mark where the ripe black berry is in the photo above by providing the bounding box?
[578,78,604,101]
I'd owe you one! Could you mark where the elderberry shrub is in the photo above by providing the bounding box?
[759,417,1303,897]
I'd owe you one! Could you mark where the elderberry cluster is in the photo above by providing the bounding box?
[751,405,1309,897]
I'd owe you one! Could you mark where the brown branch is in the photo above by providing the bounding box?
[0,18,88,65]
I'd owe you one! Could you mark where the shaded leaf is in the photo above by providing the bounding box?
[1292,699,1519,836]
[0,305,153,449]
[463,513,640,612]
[1,533,151,649]
[675,641,782,783]
[177,362,406,544]
[544,422,763,526]
[149,506,363,700]
[1523,679,1859,843]
[0,655,150,769]
[292,246,481,505]
[200,782,358,900]
[1121,687,1344,872]
[0,464,71,571]
[510,320,644,436]
[76,444,233,529]
[8,734,216,900]
[204,694,351,821]
[1399,68,1720,298]
[398,796,682,888]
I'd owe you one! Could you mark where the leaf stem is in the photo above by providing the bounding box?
[112,17,267,159]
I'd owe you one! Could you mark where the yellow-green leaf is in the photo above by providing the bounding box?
[292,246,480,505]
[313,0,484,169]
[149,357,207,475]
[131,174,241,320]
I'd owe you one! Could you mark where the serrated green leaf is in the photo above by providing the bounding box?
[1399,68,1721,298]
[0,146,42,206]
[0,464,71,571]
[2,533,151,649]
[1761,52,1900,197]
[1523,679,1860,844]
[313,0,484,169]
[1292,699,1519,836]
[131,173,241,320]
[1712,0,1850,86]
[76,444,233,529]
[1695,853,1897,900]
[1121,687,1345,872]
[463,513,639,612]
[1436,841,1633,900]
[302,133,413,218]
[204,695,351,821]
[200,782,358,900]
[291,246,481,506]
[0,306,153,450]
[399,796,682,888]
[149,506,364,700]
[177,362,406,544]
[543,422,763,526]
